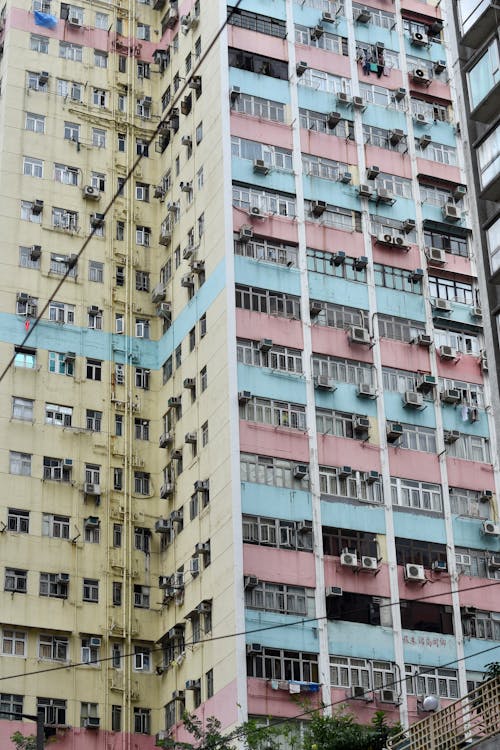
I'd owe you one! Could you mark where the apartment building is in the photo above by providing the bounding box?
[0,0,499,746]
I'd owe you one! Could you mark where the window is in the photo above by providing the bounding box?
[434,328,481,356]
[7,509,30,533]
[232,184,296,217]
[80,702,99,725]
[42,514,70,539]
[14,346,37,368]
[83,579,99,602]
[38,633,69,661]
[59,41,83,61]
[316,409,367,440]
[477,126,500,191]
[64,121,80,141]
[134,527,151,553]
[405,665,459,699]
[92,128,106,148]
[37,698,66,726]
[467,38,500,110]
[137,22,150,40]
[12,397,34,421]
[81,638,100,666]
[312,354,373,386]
[45,402,73,427]
[163,357,173,384]
[87,260,104,283]
[319,465,382,503]
[57,79,83,100]
[19,245,41,270]
[113,581,122,605]
[135,319,150,339]
[134,585,150,609]
[238,339,303,375]
[391,477,443,513]
[241,453,310,491]
[378,314,425,343]
[135,368,150,390]
[446,433,491,463]
[136,139,149,157]
[43,457,72,482]
[247,647,318,682]
[134,708,151,734]
[20,200,42,223]
[136,226,151,246]
[25,112,45,133]
[246,581,314,616]
[48,301,75,324]
[48,351,74,376]
[235,285,301,319]
[54,163,78,186]
[95,11,108,28]
[200,313,207,337]
[134,418,149,441]
[10,451,31,476]
[113,524,122,547]
[331,656,395,692]
[23,156,43,178]
[86,359,102,381]
[94,50,107,68]
[52,208,78,231]
[112,706,122,732]
[92,88,107,108]
[134,472,150,495]
[1,630,26,656]
[201,421,209,447]
[397,423,437,453]
[197,166,204,190]
[242,515,313,551]
[429,276,474,305]
[241,397,306,430]
[4,569,27,593]
[30,33,49,52]
[84,520,100,543]
[40,572,69,599]
[0,694,23,719]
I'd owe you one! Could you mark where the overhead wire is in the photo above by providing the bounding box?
[0,0,243,385]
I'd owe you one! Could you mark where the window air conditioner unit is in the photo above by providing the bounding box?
[253,159,269,175]
[354,416,370,433]
[56,573,69,583]
[441,388,461,404]
[297,520,313,533]
[352,95,365,110]
[87,305,100,315]
[379,689,397,704]
[91,213,104,228]
[357,384,376,399]
[377,188,395,204]
[339,466,352,478]
[159,575,170,588]
[337,92,352,106]
[354,256,368,271]
[479,490,493,502]
[433,298,452,313]
[443,429,460,443]
[63,458,73,466]
[322,11,334,23]
[246,643,262,655]
[311,200,327,217]
[296,60,308,76]
[180,181,192,192]
[172,690,185,701]
[442,204,460,222]
[195,541,210,554]
[349,685,370,700]
[310,24,324,40]
[439,345,457,361]
[170,510,183,523]
[488,555,500,569]
[181,273,195,288]
[160,482,174,498]
[348,326,370,345]
[326,586,343,597]
[355,8,371,23]
[327,111,341,128]
[482,521,500,536]
[340,550,358,568]
[249,205,264,217]
[357,184,373,198]
[32,199,44,214]
[361,556,378,570]
[412,68,430,85]
[471,306,482,319]
[185,432,197,444]
[168,626,184,639]
[159,432,172,448]
[190,260,205,273]
[414,112,429,125]
[244,575,259,589]
[182,245,195,260]
[293,464,308,479]
[194,480,209,492]
[168,396,181,408]
[83,185,100,200]
[394,87,406,101]
[151,284,166,303]
[239,225,253,241]
[157,302,171,319]
[183,377,196,389]
[419,134,432,149]
[409,268,424,283]
[229,85,240,102]
[432,560,448,572]
[315,374,335,391]
[84,483,100,495]
[366,165,380,180]
[453,184,467,201]
[258,338,272,352]
[30,244,42,260]
[434,59,446,74]
[389,129,404,145]
[339,171,352,183]
[411,333,432,347]
[365,470,380,484]
[154,185,165,199]
[403,391,424,408]
[85,516,100,528]
[310,300,323,316]
[428,247,446,266]
[416,374,436,393]
[238,390,252,404]
[331,251,346,266]
[405,563,426,582]
[84,717,100,729]
[387,422,403,442]
[68,15,81,26]
[411,31,428,47]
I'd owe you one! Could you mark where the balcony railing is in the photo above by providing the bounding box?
[387,676,500,750]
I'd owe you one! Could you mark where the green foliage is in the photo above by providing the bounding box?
[483,662,500,681]
[10,733,38,750]
[303,708,401,750]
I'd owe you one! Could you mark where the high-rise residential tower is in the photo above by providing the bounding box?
[0,0,499,747]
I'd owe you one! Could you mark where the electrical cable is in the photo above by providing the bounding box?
[0,0,243,385]
[1,578,499,683]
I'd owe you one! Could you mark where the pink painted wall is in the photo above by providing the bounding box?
[400,0,442,18]
[244,546,317,587]
[305,225,366,257]
[0,722,156,750]
[324,559,391,598]
[446,458,495,491]
[372,242,422,270]
[454,575,500,608]
[247,677,321,717]
[330,688,401,723]
[317,435,381,471]
[228,26,288,60]
[300,131,358,165]
[397,568,453,605]
[365,146,413,180]
[233,208,299,244]
[358,65,403,90]
[239,421,310,462]
[388,447,442,483]
[416,159,461,185]
[442,253,474,278]
[172,680,239,742]
[436,352,484,384]
[410,78,451,102]
[379,339,430,372]
[312,326,374,362]
[231,113,293,149]
[236,309,303,348]
[295,45,351,78]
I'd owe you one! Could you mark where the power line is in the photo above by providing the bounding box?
[0,0,242,385]
[1,578,499,683]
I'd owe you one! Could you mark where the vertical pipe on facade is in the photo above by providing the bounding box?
[391,0,468,701]
[218,0,249,725]
[343,0,409,726]
[285,0,331,713]
[443,0,500,511]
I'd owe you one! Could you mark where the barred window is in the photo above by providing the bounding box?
[302,153,349,181]
[395,538,447,568]
[299,108,354,139]
[429,276,474,305]
[416,139,457,166]
[319,466,382,503]
[235,235,298,267]
[323,526,378,558]
[411,98,449,123]
[391,477,443,513]
[374,264,421,293]
[242,515,313,551]
[312,354,373,386]
[398,423,437,453]
[245,581,315,616]
[307,249,367,282]
[424,229,468,258]
[314,301,367,330]
[378,314,425,343]
[227,7,286,38]
[240,452,309,489]
[316,409,368,440]
[382,366,421,394]
[231,136,293,171]
[231,92,285,122]
[434,328,481,355]
[295,25,347,55]
[247,647,318,682]
[360,82,405,110]
[455,548,500,580]
[237,339,303,374]
[353,2,394,29]
[405,665,459,699]
[374,172,413,199]
[330,655,395,691]
[362,123,406,152]
[232,184,296,217]
[446,433,490,463]
[298,68,351,97]
[235,285,301,319]
[306,202,362,232]
[240,397,306,430]
[419,183,454,208]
